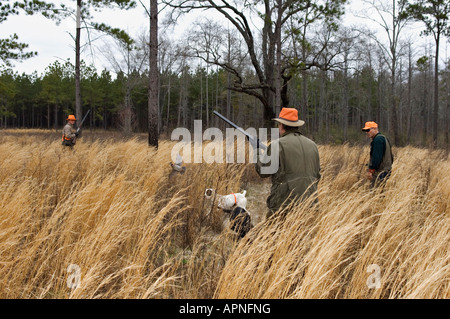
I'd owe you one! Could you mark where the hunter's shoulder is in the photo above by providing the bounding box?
[278,132,318,154]
[285,132,317,146]
[373,133,387,143]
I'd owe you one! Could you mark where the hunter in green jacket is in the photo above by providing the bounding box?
[362,121,393,187]
[256,108,321,217]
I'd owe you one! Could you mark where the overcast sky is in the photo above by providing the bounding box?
[1,1,153,75]
[1,0,448,76]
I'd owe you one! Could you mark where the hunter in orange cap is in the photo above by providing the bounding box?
[255,107,320,217]
[362,121,393,187]
[62,114,79,147]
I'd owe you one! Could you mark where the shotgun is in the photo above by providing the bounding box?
[72,109,90,143]
[76,109,90,134]
[213,111,267,151]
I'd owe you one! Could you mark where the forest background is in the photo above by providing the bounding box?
[1,0,449,148]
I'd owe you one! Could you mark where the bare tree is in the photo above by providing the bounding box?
[70,0,136,124]
[101,30,148,135]
[162,0,347,124]
[403,0,450,147]
[356,0,411,146]
[184,18,250,123]
[158,35,179,133]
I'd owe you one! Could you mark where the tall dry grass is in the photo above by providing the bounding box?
[0,132,244,298]
[0,131,448,298]
[216,144,449,298]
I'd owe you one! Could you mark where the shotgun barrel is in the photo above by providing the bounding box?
[76,109,91,133]
[213,111,267,151]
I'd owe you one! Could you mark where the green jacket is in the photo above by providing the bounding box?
[369,133,393,174]
[256,130,321,214]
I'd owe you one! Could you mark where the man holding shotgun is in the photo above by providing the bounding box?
[256,108,321,218]
[214,107,321,219]
[62,110,90,147]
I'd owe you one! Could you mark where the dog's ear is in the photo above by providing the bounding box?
[230,206,246,219]
[229,206,252,238]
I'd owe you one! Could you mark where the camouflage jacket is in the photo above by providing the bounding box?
[62,123,76,141]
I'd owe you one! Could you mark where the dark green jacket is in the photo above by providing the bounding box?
[369,133,393,174]
[256,130,321,213]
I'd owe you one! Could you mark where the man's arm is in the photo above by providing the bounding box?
[255,145,272,178]
[255,141,283,178]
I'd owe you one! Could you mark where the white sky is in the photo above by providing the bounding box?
[0,0,448,76]
[1,0,177,75]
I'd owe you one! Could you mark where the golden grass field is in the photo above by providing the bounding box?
[0,129,448,298]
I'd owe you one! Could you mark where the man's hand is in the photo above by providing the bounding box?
[366,169,375,181]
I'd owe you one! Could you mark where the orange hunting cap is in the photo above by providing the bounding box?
[273,107,305,127]
[362,121,378,131]
[67,115,76,121]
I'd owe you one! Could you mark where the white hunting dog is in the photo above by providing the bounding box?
[204,189,252,238]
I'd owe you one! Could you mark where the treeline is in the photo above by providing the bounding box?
[0,60,265,136]
[1,56,449,147]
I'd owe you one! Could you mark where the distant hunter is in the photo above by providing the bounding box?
[362,121,393,187]
[62,114,79,147]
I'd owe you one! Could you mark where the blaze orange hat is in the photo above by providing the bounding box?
[67,115,76,121]
[272,107,305,127]
[362,121,378,131]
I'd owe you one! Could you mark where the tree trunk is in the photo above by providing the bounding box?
[54,104,58,130]
[407,43,412,143]
[390,42,399,146]
[274,0,282,117]
[200,69,203,121]
[215,66,219,127]
[206,54,209,127]
[75,0,82,123]
[446,61,450,151]
[432,37,439,148]
[177,76,182,127]
[226,29,231,120]
[148,0,159,148]
[166,74,171,132]
[446,97,449,151]
[343,53,349,141]
[47,103,50,129]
